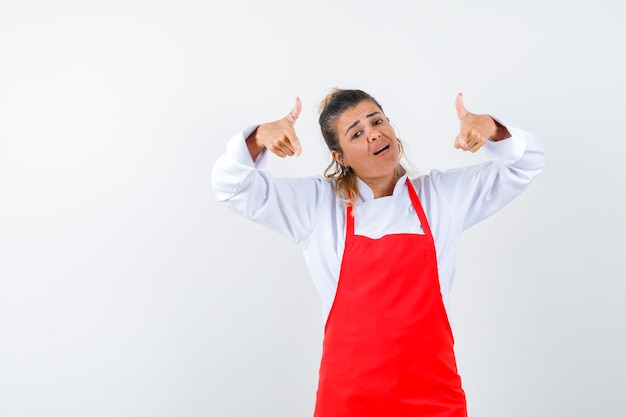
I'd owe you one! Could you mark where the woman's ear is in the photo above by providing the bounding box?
[331,150,343,166]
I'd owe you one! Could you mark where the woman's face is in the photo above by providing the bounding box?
[332,100,400,185]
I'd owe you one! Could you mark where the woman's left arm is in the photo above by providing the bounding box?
[432,93,547,230]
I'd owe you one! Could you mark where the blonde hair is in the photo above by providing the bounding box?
[318,88,406,207]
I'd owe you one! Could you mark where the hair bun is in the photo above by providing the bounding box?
[319,87,344,114]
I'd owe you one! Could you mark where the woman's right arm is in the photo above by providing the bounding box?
[211,99,328,245]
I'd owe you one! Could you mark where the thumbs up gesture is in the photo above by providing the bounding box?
[247,98,303,161]
[454,93,509,152]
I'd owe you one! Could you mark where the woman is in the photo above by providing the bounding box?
[211,89,546,416]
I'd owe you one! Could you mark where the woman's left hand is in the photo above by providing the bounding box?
[454,93,510,152]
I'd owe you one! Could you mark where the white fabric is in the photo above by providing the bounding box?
[211,120,546,322]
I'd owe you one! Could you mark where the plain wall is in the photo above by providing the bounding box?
[1,0,624,416]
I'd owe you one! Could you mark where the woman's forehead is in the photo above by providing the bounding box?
[338,101,382,123]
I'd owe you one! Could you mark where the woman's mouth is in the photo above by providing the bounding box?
[374,144,390,155]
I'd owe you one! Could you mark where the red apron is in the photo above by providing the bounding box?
[314,179,467,417]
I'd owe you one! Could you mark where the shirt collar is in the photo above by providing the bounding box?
[356,169,409,202]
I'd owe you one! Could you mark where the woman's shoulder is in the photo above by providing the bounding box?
[273,173,334,188]
[269,174,337,204]
[407,168,462,201]
[408,164,487,189]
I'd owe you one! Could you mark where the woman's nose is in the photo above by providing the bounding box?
[368,130,381,142]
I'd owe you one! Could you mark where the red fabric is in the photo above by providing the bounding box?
[314,179,467,417]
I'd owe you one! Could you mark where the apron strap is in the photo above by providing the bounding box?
[406,178,433,239]
[346,205,355,239]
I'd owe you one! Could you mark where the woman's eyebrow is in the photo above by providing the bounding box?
[345,120,360,135]
[344,112,382,135]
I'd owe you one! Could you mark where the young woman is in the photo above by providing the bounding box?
[211,89,546,416]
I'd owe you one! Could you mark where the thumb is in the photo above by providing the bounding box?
[455,92,467,120]
[287,97,302,124]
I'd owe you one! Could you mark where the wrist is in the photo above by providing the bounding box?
[490,118,511,141]
[246,127,265,162]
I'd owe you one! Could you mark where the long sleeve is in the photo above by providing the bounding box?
[211,126,331,245]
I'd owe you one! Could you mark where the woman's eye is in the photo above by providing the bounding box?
[352,131,362,139]
[374,119,383,125]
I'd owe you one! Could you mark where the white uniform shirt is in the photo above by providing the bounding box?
[211,120,546,322]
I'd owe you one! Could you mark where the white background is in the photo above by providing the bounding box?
[1,1,624,416]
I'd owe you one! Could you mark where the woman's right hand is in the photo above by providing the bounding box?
[246,98,302,162]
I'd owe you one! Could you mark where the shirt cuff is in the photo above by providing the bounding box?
[483,117,528,165]
[225,124,269,170]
